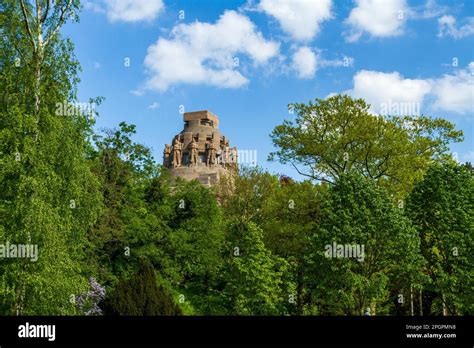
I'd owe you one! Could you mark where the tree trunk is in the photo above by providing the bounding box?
[35,3,44,115]
[442,294,447,316]
[296,266,303,315]
[15,267,27,315]
[34,55,42,115]
[410,285,414,316]
[419,287,423,316]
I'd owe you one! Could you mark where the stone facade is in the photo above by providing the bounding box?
[163,110,237,186]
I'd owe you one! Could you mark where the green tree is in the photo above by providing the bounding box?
[217,168,317,315]
[88,122,157,284]
[215,167,280,226]
[0,0,101,315]
[305,172,423,315]
[102,260,181,316]
[406,161,474,315]
[222,221,291,315]
[269,95,463,197]
[166,179,225,314]
[260,178,323,314]
[215,168,294,314]
[17,0,81,114]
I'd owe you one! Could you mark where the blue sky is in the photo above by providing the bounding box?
[63,0,473,179]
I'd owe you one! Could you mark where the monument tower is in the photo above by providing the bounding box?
[163,110,238,186]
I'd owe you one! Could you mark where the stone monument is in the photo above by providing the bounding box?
[163,110,238,186]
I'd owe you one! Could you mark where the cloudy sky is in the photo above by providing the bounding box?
[65,0,473,179]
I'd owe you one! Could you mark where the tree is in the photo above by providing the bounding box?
[165,179,225,314]
[406,161,474,315]
[269,95,463,197]
[260,178,323,314]
[222,221,291,315]
[17,0,80,114]
[102,260,181,316]
[0,0,101,315]
[215,166,280,227]
[216,167,320,314]
[87,122,157,284]
[305,172,423,315]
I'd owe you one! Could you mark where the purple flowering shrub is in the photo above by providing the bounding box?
[76,277,106,315]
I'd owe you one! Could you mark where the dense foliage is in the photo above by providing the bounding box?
[0,1,472,316]
[406,162,474,315]
[102,261,181,316]
[269,95,463,198]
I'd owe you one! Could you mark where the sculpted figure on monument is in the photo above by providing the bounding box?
[172,137,183,168]
[206,141,217,166]
[188,138,199,166]
[163,144,172,167]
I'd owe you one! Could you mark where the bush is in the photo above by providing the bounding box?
[102,261,182,315]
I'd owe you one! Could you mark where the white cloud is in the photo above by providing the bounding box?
[130,89,144,96]
[292,47,317,79]
[338,62,474,115]
[143,10,279,91]
[345,70,432,114]
[438,15,474,39]
[258,0,332,41]
[85,0,164,23]
[344,0,408,42]
[83,1,106,14]
[431,66,474,113]
[290,47,353,79]
[415,0,448,19]
[148,102,160,109]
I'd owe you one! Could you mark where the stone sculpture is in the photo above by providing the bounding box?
[188,138,199,166]
[163,144,171,167]
[172,137,183,168]
[206,141,217,167]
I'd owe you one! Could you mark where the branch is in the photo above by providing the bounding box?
[43,0,73,47]
[321,157,341,178]
[290,161,334,185]
[19,0,36,52]
[41,0,51,23]
[290,161,312,179]
[36,0,41,21]
[373,168,388,180]
[10,39,26,61]
[372,152,391,178]
[364,149,373,179]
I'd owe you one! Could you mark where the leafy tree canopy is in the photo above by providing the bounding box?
[269,95,463,197]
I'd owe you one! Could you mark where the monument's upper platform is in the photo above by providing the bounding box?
[183,110,219,129]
